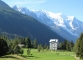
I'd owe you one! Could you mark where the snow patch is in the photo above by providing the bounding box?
[67,16,75,20]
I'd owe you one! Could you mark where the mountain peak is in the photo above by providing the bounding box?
[40,9,45,12]
[67,16,75,20]
[56,13,63,15]
[47,12,67,20]
[12,5,18,10]
[13,5,17,8]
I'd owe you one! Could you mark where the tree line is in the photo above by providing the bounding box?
[0,35,49,57]
[0,35,74,57]
[0,33,83,59]
[59,39,74,51]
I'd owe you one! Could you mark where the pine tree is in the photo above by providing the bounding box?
[37,44,42,52]
[33,39,37,49]
[66,41,71,51]
[20,49,24,56]
[70,40,74,51]
[25,37,32,48]
[27,49,30,56]
[74,33,83,59]
[44,43,47,49]
[14,45,20,55]
[0,38,8,57]
[59,42,63,50]
[63,39,67,50]
[46,46,49,51]
[8,42,14,54]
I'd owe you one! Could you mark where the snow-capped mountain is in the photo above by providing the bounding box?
[13,6,83,41]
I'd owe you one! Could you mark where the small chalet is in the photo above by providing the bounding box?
[18,44,24,47]
[49,39,59,50]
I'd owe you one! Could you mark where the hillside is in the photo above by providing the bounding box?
[0,0,64,44]
[13,6,83,41]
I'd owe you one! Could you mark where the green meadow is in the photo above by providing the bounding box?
[0,49,76,60]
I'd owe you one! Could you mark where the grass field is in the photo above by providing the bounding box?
[0,49,76,60]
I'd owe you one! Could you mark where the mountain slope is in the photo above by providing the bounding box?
[13,6,83,41]
[0,0,9,7]
[0,1,64,44]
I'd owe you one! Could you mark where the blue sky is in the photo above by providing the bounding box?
[2,0,83,21]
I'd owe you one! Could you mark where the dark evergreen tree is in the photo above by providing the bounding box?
[37,44,41,52]
[13,38,19,46]
[0,38,8,57]
[25,37,32,48]
[74,33,83,59]
[8,42,14,54]
[59,39,67,50]
[42,47,44,52]
[27,49,30,56]
[74,39,79,53]
[17,37,25,44]
[14,45,20,55]
[66,41,71,51]
[44,43,47,49]
[70,40,74,51]
[37,44,42,52]
[46,46,49,51]
[63,39,67,50]
[33,39,37,48]
[59,42,63,50]
[20,49,24,56]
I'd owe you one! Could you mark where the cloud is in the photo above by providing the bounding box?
[7,0,47,5]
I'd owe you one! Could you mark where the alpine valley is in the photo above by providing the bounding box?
[12,6,83,42]
[0,0,64,44]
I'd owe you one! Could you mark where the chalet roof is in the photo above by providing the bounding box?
[49,39,58,42]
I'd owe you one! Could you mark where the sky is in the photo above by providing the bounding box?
[2,0,83,22]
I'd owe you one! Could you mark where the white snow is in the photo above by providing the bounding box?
[67,16,75,20]
[12,6,83,38]
[18,6,23,11]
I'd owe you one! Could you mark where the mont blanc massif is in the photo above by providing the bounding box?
[13,6,83,42]
[0,0,83,44]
